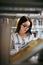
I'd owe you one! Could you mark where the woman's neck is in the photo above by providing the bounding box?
[18,31,27,38]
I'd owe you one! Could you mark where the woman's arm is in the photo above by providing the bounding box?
[10,33,20,55]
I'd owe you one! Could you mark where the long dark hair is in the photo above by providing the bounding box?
[16,16,32,34]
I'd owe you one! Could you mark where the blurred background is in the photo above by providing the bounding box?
[0,0,43,65]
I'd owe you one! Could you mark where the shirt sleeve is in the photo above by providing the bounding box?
[10,33,20,55]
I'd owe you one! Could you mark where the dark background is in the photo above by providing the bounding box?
[0,0,43,7]
[0,0,43,13]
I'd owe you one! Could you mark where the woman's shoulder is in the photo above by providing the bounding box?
[27,33,34,37]
[30,33,34,39]
[11,32,17,35]
[11,32,18,38]
[30,33,34,37]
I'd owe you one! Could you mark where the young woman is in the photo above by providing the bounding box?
[10,16,35,55]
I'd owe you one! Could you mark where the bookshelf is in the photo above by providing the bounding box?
[31,18,43,39]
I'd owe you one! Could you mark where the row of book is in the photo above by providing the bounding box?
[31,18,43,25]
[33,31,43,39]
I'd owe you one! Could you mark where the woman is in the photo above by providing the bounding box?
[10,16,34,55]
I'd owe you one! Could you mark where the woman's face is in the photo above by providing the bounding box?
[20,21,30,34]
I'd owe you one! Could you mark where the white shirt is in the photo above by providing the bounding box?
[10,32,37,55]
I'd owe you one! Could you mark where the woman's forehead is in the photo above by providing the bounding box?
[23,21,30,25]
